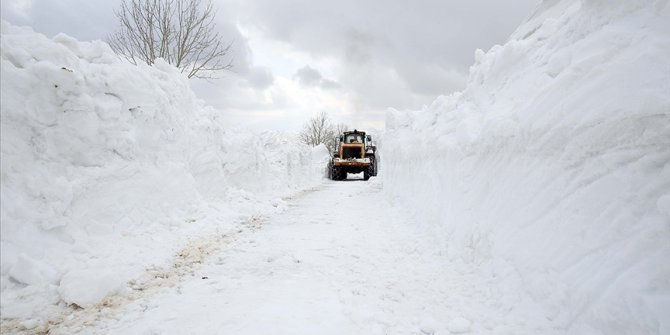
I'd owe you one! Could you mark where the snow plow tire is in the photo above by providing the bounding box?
[331,165,344,181]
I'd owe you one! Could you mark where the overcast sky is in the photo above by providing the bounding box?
[1,0,539,132]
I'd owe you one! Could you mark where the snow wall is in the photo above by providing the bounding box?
[384,0,670,333]
[0,21,329,319]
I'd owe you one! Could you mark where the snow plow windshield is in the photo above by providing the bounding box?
[344,134,364,143]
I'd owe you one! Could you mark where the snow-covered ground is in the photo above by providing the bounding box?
[2,0,669,334]
[385,0,670,333]
[0,20,329,330]
[7,179,564,334]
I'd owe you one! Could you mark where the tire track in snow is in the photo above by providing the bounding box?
[13,220,252,335]
[4,187,325,335]
[80,177,491,334]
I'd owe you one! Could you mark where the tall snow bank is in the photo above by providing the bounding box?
[385,1,669,333]
[0,21,328,322]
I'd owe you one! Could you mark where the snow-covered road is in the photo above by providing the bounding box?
[43,177,555,335]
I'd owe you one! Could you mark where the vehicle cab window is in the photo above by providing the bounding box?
[345,134,363,143]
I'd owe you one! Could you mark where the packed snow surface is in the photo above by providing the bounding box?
[385,0,670,334]
[5,179,563,334]
[0,20,328,327]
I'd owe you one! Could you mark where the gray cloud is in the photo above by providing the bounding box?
[294,65,322,86]
[247,66,275,89]
[1,0,120,41]
[294,65,341,90]
[342,29,375,65]
[228,0,538,102]
[320,78,341,90]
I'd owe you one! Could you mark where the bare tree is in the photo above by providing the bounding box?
[334,123,349,136]
[299,112,337,151]
[299,113,349,153]
[324,123,349,152]
[108,0,232,79]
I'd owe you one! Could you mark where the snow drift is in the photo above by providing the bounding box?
[0,20,328,323]
[384,0,669,334]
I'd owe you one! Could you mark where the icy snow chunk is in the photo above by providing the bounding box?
[419,316,441,334]
[546,51,572,77]
[52,33,81,56]
[21,318,40,330]
[58,268,124,307]
[447,317,471,333]
[9,254,58,286]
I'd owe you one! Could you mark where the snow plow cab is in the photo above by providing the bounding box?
[328,129,378,180]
